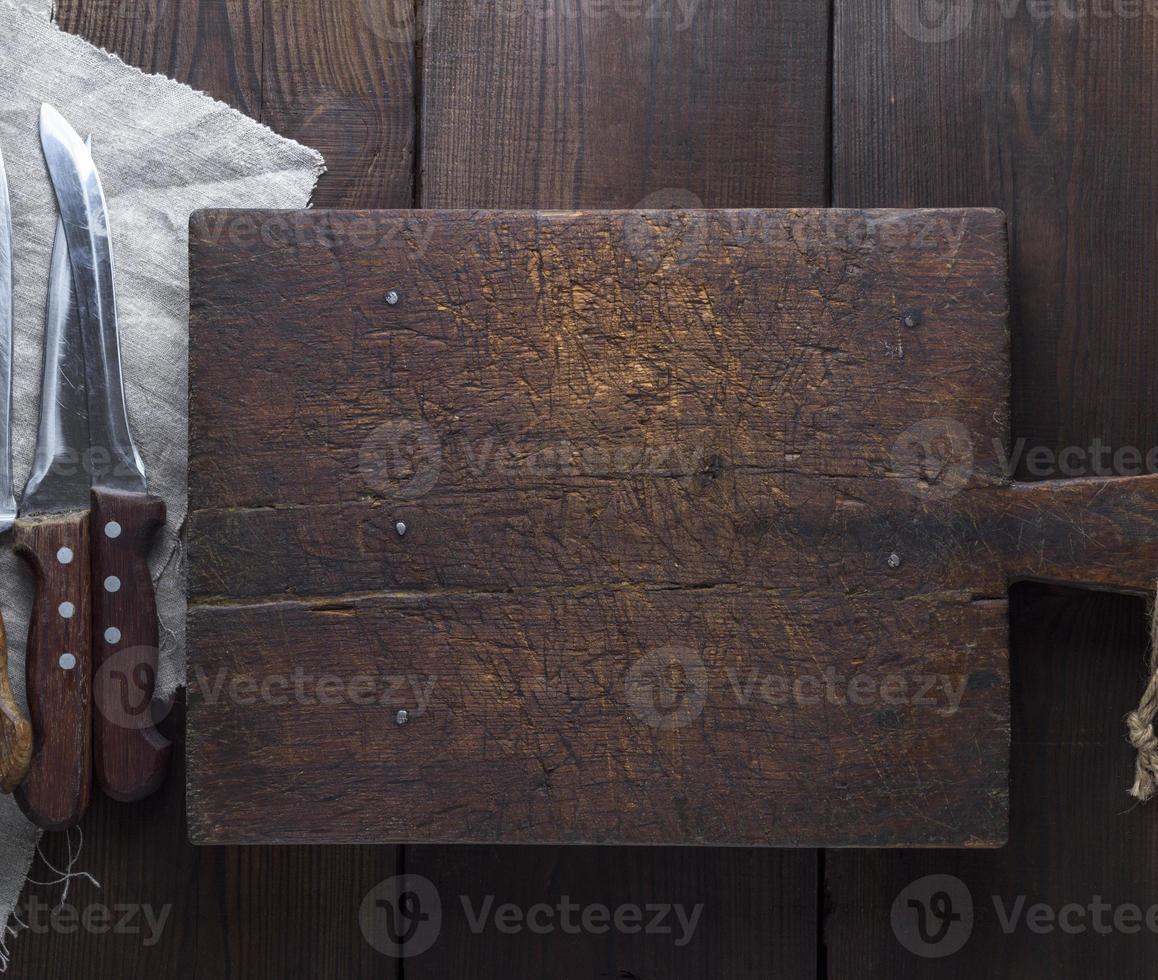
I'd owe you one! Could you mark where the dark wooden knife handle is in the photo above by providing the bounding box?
[91,488,171,802]
[13,511,91,830]
[0,607,32,793]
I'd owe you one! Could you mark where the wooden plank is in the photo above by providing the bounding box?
[57,0,417,210]
[186,206,1013,847]
[400,845,816,975]
[413,1,830,973]
[188,207,1010,513]
[189,473,1158,602]
[420,0,829,208]
[188,587,1008,845]
[829,0,1158,974]
[262,0,416,207]
[56,0,264,116]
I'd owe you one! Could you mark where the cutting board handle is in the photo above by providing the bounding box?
[986,473,1158,593]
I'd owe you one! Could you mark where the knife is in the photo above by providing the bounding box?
[39,105,170,806]
[14,144,93,829]
[0,144,31,795]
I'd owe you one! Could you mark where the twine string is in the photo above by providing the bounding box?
[25,827,100,906]
[1127,594,1158,801]
[0,827,102,973]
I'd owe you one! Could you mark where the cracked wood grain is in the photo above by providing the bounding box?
[188,586,1008,846]
[189,208,1011,511]
[187,207,1025,847]
[187,474,1158,603]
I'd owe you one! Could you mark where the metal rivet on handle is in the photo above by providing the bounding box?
[104,521,122,539]
[56,547,73,565]
[887,552,902,569]
[396,709,409,725]
[104,626,121,644]
[104,576,121,593]
[395,521,407,537]
[58,601,75,619]
[385,290,400,306]
[58,653,76,670]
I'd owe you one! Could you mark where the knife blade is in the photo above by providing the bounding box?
[0,143,31,795]
[13,150,93,830]
[40,105,170,805]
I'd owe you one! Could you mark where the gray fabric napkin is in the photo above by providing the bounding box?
[0,1,323,967]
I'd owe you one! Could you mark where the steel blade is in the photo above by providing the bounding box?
[21,213,89,514]
[0,147,16,531]
[39,104,145,494]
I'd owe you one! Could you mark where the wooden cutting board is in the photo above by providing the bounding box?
[186,208,1158,847]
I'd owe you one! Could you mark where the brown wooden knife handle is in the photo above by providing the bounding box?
[91,488,171,803]
[0,607,32,793]
[13,511,91,830]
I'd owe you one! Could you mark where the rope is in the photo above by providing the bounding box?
[1127,595,1158,801]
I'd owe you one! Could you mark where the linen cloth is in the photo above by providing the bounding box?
[0,0,324,967]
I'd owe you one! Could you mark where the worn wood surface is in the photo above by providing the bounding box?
[190,469,1158,602]
[188,585,1009,845]
[90,488,171,803]
[13,511,92,831]
[187,206,1012,847]
[12,0,1154,974]
[188,207,1010,511]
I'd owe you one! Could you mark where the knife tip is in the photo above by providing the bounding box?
[39,103,64,132]
[38,104,89,161]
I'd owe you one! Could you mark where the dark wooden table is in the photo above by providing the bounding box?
[12,0,1158,975]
